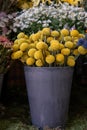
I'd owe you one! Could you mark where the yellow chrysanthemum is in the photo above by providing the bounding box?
[60,29,69,36]
[35,59,43,67]
[20,42,29,51]
[50,40,59,51]
[45,55,55,64]
[26,57,35,66]
[51,31,59,37]
[28,48,37,57]
[70,30,79,37]
[73,49,79,56]
[78,46,87,55]
[65,41,74,49]
[56,53,64,62]
[42,27,51,36]
[12,44,19,52]
[61,48,70,56]
[34,50,43,59]
[11,50,23,59]
[46,37,54,44]
[64,36,72,42]
[67,57,75,67]
[17,32,25,39]
[36,41,48,50]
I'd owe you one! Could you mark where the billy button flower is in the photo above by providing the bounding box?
[17,32,25,39]
[64,36,72,42]
[65,41,74,49]
[28,48,37,57]
[42,27,51,36]
[26,57,35,66]
[60,29,69,36]
[73,49,79,56]
[20,42,29,51]
[51,30,60,38]
[35,59,43,67]
[59,43,64,50]
[36,41,48,50]
[12,44,19,52]
[61,48,70,56]
[78,46,87,55]
[11,50,23,59]
[56,53,64,63]
[67,56,75,67]
[20,53,28,63]
[45,55,55,64]
[70,29,79,37]
[34,50,43,60]
[49,40,60,51]
[46,37,54,44]
[30,32,41,42]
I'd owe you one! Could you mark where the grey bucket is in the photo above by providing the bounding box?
[24,66,74,129]
[0,74,4,96]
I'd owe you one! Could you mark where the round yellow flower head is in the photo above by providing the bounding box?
[73,49,79,56]
[65,41,74,49]
[18,38,28,46]
[45,50,50,56]
[45,55,55,64]
[61,48,70,55]
[59,43,64,50]
[17,32,25,39]
[47,37,54,44]
[26,57,35,66]
[70,29,79,37]
[20,53,28,63]
[14,39,18,44]
[20,42,29,51]
[42,27,51,36]
[50,40,59,51]
[64,36,72,42]
[36,41,48,50]
[28,48,37,57]
[56,53,64,63]
[12,44,19,52]
[31,33,41,42]
[29,43,36,49]
[51,31,59,37]
[60,29,69,36]
[35,59,43,67]
[78,34,85,38]
[67,57,75,67]
[20,2,30,9]
[34,50,43,59]
[11,50,23,59]
[78,46,87,55]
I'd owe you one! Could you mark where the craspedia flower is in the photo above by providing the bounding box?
[56,53,64,63]
[35,59,43,67]
[11,50,23,59]
[29,43,36,49]
[47,37,54,44]
[12,44,19,52]
[30,33,40,42]
[65,41,74,49]
[42,27,51,36]
[17,32,25,39]
[70,29,79,37]
[45,55,55,64]
[14,39,18,44]
[64,36,72,42]
[20,54,28,63]
[20,42,29,51]
[73,49,79,56]
[28,48,37,57]
[51,31,59,37]
[34,50,43,59]
[78,46,87,55]
[61,48,70,55]
[26,57,35,66]
[67,57,75,67]
[60,29,69,36]
[45,50,50,56]
[18,38,29,46]
[36,41,48,50]
[50,40,59,51]
[59,43,64,50]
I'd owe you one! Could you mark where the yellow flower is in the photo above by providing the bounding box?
[14,39,18,44]
[56,53,64,62]
[65,41,74,49]
[29,43,36,49]
[20,42,29,51]
[18,38,29,46]
[35,59,43,67]
[46,37,54,44]
[61,48,70,55]
[73,49,79,56]
[59,43,64,50]
[31,33,41,42]
[11,50,23,59]
[42,27,51,36]
[51,31,59,37]
[28,48,37,57]
[67,57,75,67]
[45,55,55,64]
[20,2,30,9]
[78,34,85,38]
[26,57,35,65]
[17,32,25,39]
[20,54,28,63]
[60,29,69,36]
[64,36,72,42]
[70,30,79,37]
[45,50,50,56]
[12,44,19,52]
[34,50,43,59]
[36,41,48,50]
[50,40,59,51]
[78,46,87,55]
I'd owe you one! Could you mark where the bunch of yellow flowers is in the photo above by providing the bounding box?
[11,28,87,67]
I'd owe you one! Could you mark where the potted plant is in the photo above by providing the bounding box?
[11,1,87,129]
